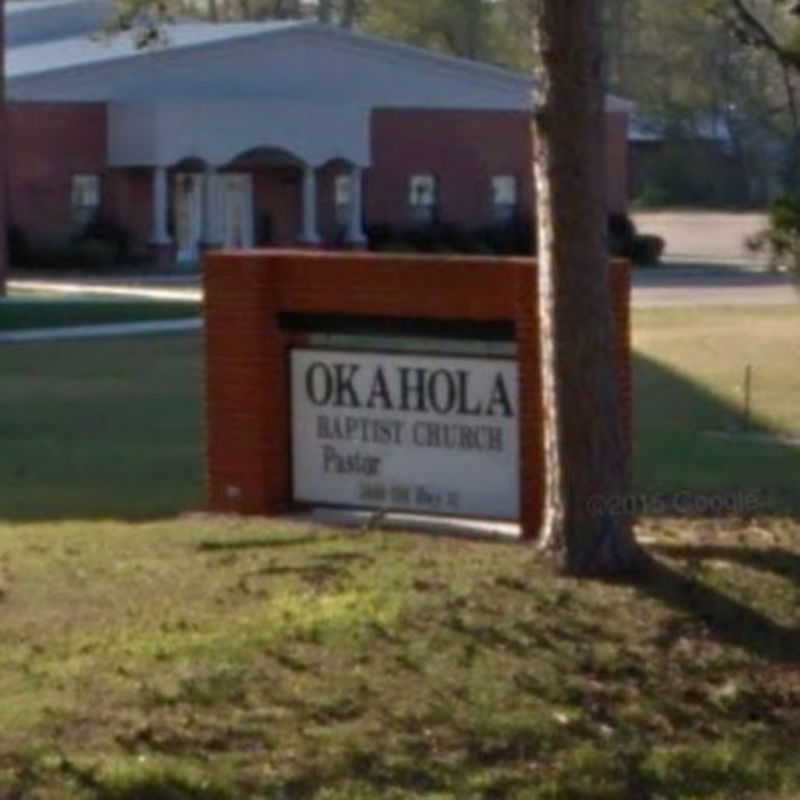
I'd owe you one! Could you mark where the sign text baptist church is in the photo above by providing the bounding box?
[291,350,519,518]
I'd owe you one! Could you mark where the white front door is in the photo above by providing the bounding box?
[219,173,254,249]
[174,173,204,264]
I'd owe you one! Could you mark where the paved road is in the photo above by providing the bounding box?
[632,269,797,308]
[632,210,768,263]
[9,268,799,310]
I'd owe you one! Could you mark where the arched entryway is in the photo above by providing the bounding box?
[149,144,368,265]
[169,153,264,263]
[226,147,305,247]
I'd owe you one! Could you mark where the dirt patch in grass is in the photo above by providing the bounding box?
[1,516,799,798]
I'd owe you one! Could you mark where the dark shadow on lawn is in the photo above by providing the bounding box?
[197,536,321,552]
[652,543,800,584]
[632,353,800,515]
[634,553,800,663]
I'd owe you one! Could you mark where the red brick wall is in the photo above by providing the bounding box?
[105,167,152,252]
[7,102,107,237]
[367,108,629,229]
[203,251,631,539]
[367,109,534,229]
[5,103,629,253]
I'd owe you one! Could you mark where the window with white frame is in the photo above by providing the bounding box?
[408,173,438,223]
[70,173,101,228]
[491,174,518,223]
[335,173,352,227]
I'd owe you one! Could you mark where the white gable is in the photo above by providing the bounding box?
[8,21,534,110]
[7,15,632,112]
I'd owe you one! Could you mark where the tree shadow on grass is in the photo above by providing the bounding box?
[634,552,800,664]
[652,543,800,584]
[632,353,800,514]
[197,536,320,552]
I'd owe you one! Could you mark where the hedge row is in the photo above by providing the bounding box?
[9,216,134,271]
[366,213,665,266]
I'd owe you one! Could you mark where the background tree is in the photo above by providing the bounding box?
[0,0,6,299]
[360,0,501,60]
[709,0,800,188]
[533,0,642,575]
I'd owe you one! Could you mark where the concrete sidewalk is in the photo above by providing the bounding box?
[0,318,201,344]
[8,278,202,302]
[9,264,798,309]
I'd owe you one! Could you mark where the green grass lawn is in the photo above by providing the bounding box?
[1,516,799,799]
[1,307,800,798]
[0,294,200,331]
[633,305,800,509]
[1,306,799,522]
[0,335,202,521]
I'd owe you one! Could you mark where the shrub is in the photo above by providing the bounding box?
[627,233,665,266]
[608,212,665,266]
[379,240,417,253]
[26,234,76,269]
[608,211,636,243]
[365,213,660,264]
[25,234,117,271]
[8,224,32,267]
[365,223,398,251]
[80,214,132,265]
[11,214,133,271]
[746,192,800,275]
[75,238,119,270]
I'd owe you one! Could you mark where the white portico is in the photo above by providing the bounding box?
[108,99,371,261]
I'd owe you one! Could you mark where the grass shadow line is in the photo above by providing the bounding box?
[197,536,320,552]
[651,543,800,584]
[635,554,800,663]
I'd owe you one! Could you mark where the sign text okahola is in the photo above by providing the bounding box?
[291,350,519,518]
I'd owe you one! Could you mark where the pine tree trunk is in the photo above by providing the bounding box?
[533,0,642,576]
[317,0,332,24]
[341,0,358,29]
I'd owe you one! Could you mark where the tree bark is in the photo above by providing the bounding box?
[341,0,359,28]
[533,0,642,576]
[317,0,333,23]
[0,0,6,299]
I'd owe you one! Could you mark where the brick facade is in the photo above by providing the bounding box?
[368,108,629,227]
[7,102,107,237]
[203,251,631,539]
[6,103,629,256]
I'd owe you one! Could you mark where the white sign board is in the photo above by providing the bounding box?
[291,349,519,519]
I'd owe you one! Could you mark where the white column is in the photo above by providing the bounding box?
[203,164,219,246]
[150,166,171,245]
[346,164,367,246]
[299,163,321,245]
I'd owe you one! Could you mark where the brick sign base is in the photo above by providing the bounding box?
[203,251,631,539]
